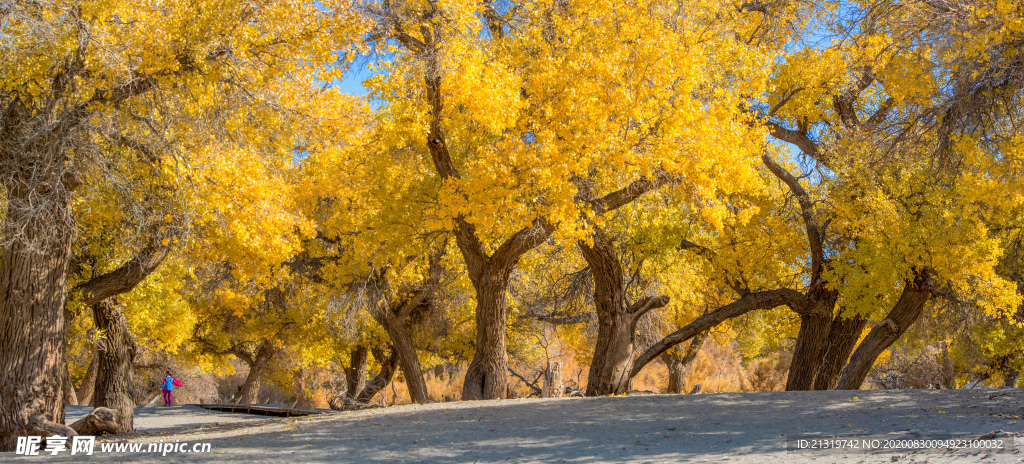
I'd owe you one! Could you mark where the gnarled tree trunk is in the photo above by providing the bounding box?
[580,230,630,396]
[580,228,669,396]
[836,272,933,390]
[236,342,275,404]
[367,271,437,405]
[63,361,79,406]
[92,300,138,433]
[664,330,708,394]
[463,267,514,400]
[345,346,368,398]
[376,309,429,404]
[354,347,400,405]
[0,181,77,450]
[786,286,838,391]
[786,313,832,390]
[76,352,99,406]
[812,314,866,390]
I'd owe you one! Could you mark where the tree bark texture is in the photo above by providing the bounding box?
[345,346,368,397]
[375,308,429,404]
[785,285,839,391]
[367,274,435,405]
[836,273,933,390]
[462,266,515,400]
[76,353,99,406]
[92,300,138,434]
[664,330,708,394]
[0,182,76,450]
[355,347,400,404]
[63,361,79,406]
[542,362,564,398]
[812,314,867,390]
[579,228,670,396]
[236,342,275,404]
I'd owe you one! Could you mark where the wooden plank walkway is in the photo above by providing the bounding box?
[197,404,324,417]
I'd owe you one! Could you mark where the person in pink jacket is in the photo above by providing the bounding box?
[160,371,176,406]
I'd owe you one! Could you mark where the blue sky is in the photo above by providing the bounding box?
[334,72,371,97]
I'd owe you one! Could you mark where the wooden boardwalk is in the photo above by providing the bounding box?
[197,404,325,417]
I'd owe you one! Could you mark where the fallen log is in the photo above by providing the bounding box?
[69,407,119,436]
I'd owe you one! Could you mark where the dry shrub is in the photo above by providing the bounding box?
[742,352,790,392]
[426,370,464,401]
[683,337,747,393]
[632,360,668,393]
[870,342,957,389]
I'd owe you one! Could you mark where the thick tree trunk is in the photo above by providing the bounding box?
[0,185,76,450]
[812,314,866,390]
[345,346,368,397]
[463,268,513,400]
[76,352,99,406]
[542,362,564,398]
[786,312,832,390]
[92,300,138,434]
[664,331,708,394]
[580,229,634,396]
[786,288,838,391]
[63,361,79,406]
[579,229,669,396]
[377,311,429,404]
[355,347,400,404]
[236,343,275,404]
[836,273,933,390]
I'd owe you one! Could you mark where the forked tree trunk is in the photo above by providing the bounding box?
[0,184,77,450]
[463,267,513,401]
[812,314,866,390]
[355,347,400,404]
[345,346,368,397]
[836,273,933,390]
[76,353,99,406]
[786,288,838,391]
[664,331,708,394]
[580,228,669,396]
[92,300,138,434]
[236,343,275,404]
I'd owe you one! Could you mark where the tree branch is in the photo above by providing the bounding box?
[490,217,556,270]
[630,288,806,377]
[628,295,670,335]
[507,367,542,395]
[761,153,825,284]
[75,244,172,306]
[765,121,825,163]
[591,170,671,214]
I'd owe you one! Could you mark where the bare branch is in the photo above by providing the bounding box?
[762,153,825,284]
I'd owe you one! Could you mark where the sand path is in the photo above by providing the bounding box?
[12,388,1024,463]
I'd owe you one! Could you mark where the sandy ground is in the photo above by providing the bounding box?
[64,405,269,433]
[9,388,1024,463]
